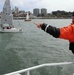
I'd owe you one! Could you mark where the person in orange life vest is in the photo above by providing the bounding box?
[36,12,74,54]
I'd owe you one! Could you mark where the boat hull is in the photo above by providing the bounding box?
[25,19,31,21]
[0,28,23,32]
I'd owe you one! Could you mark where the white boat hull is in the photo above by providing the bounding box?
[25,19,31,21]
[0,28,22,32]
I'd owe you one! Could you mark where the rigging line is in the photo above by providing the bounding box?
[15,17,21,26]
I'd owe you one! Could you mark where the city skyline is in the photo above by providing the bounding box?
[0,0,74,13]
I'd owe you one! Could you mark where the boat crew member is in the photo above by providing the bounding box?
[36,12,74,54]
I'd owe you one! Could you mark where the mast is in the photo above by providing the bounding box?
[1,0,13,27]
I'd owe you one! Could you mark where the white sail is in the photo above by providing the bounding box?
[25,12,31,21]
[0,0,22,32]
[1,0,13,27]
[26,12,29,20]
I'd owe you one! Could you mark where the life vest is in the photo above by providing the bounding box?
[59,23,74,42]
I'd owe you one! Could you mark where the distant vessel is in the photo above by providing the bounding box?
[0,0,22,32]
[25,12,31,21]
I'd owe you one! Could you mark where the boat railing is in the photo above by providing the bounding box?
[4,62,73,75]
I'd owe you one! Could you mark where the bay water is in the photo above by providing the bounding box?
[0,19,74,75]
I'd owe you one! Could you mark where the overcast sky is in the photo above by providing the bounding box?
[0,0,74,13]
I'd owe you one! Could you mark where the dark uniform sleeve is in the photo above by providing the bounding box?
[41,23,60,38]
[69,42,74,54]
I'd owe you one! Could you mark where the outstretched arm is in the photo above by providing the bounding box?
[34,22,74,54]
[35,23,60,38]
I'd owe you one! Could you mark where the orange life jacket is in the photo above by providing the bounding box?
[60,23,74,42]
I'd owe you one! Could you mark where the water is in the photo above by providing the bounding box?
[0,19,74,75]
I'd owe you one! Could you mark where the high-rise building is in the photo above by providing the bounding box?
[15,7,19,13]
[33,8,40,16]
[41,8,47,16]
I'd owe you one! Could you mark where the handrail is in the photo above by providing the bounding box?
[4,62,73,75]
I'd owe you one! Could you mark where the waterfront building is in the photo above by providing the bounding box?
[41,8,47,16]
[33,8,40,16]
[15,7,19,13]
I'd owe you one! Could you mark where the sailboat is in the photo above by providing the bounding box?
[0,0,22,32]
[25,12,31,21]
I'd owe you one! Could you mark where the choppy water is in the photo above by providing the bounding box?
[0,19,74,75]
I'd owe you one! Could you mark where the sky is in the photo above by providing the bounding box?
[0,0,74,13]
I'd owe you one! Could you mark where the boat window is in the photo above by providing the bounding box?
[6,13,7,15]
[5,20,7,21]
